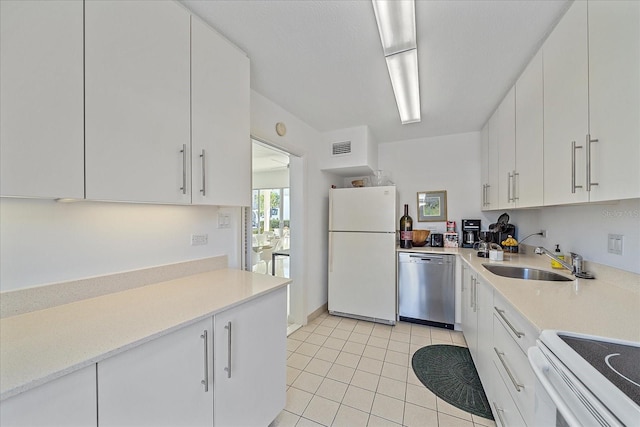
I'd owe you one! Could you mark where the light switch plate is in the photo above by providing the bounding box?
[607,234,623,255]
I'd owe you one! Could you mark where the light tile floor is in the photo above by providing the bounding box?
[271,312,497,427]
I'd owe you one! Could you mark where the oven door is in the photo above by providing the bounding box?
[528,344,623,427]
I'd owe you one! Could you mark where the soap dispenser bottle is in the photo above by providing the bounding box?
[551,244,565,269]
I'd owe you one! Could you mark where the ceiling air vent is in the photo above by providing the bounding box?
[332,141,351,156]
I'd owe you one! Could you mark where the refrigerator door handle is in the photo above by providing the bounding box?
[328,232,333,273]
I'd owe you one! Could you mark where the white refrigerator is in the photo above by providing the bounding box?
[328,186,397,325]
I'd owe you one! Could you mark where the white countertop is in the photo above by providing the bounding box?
[398,247,640,343]
[0,269,291,401]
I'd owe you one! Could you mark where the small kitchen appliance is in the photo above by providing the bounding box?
[461,219,481,248]
[429,233,443,247]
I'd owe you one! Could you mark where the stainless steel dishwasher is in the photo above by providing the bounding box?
[398,252,455,329]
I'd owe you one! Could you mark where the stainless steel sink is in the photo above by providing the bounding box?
[482,264,573,282]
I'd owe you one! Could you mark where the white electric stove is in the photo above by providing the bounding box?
[528,330,640,427]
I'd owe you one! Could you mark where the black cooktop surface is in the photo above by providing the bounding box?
[560,334,640,406]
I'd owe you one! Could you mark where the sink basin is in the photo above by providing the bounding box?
[482,264,573,282]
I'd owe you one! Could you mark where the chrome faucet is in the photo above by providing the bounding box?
[534,247,595,279]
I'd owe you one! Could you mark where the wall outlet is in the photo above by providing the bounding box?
[607,234,623,255]
[191,234,208,246]
[540,230,547,238]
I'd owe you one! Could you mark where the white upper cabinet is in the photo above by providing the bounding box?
[0,0,84,199]
[85,0,191,204]
[191,17,251,206]
[514,51,544,208]
[485,110,500,210]
[497,88,516,210]
[587,0,640,202]
[480,123,490,210]
[543,0,590,206]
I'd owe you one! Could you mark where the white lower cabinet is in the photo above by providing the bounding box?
[98,317,214,427]
[462,262,540,426]
[213,287,287,427]
[0,365,97,427]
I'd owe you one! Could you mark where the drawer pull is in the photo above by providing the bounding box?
[494,307,524,338]
[200,330,209,392]
[493,403,507,427]
[494,347,524,392]
[224,321,232,378]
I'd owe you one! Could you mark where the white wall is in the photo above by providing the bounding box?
[509,199,640,274]
[0,198,240,292]
[251,90,342,319]
[378,132,494,233]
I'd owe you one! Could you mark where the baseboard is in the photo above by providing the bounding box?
[307,303,328,323]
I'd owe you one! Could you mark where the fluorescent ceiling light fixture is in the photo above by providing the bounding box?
[372,0,421,124]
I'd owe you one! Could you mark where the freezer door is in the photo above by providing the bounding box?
[329,186,396,232]
[328,231,396,323]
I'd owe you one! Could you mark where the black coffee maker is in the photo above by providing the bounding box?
[461,219,481,248]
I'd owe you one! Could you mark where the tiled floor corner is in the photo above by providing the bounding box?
[271,313,497,427]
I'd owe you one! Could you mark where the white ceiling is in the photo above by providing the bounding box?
[181,0,570,144]
[252,140,289,172]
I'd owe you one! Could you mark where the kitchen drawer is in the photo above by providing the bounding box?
[490,360,527,427]
[493,314,535,424]
[493,291,538,353]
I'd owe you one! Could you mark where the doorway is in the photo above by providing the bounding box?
[251,140,301,332]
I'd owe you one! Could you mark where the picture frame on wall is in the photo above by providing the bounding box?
[417,190,447,222]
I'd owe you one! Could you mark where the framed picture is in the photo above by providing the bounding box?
[417,190,447,222]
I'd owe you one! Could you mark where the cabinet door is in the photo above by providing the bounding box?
[85,0,191,204]
[587,0,640,202]
[191,18,251,206]
[0,0,84,199]
[475,277,494,397]
[480,123,490,210]
[461,265,478,360]
[214,287,287,427]
[0,365,97,427]
[497,88,516,209]
[515,51,544,208]
[543,1,589,206]
[98,318,213,427]
[486,111,500,209]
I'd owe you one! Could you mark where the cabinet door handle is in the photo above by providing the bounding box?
[513,171,519,201]
[485,185,491,206]
[200,149,206,196]
[494,347,524,392]
[200,330,209,392]
[494,307,524,338]
[586,134,598,191]
[180,144,187,195]
[507,172,513,202]
[571,141,583,193]
[224,321,232,378]
[493,403,507,426]
[471,277,477,312]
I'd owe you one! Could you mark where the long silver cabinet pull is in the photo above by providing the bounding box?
[507,172,513,202]
[485,184,491,206]
[471,277,477,312]
[494,307,524,338]
[586,134,599,191]
[571,141,583,194]
[224,321,232,378]
[180,144,187,194]
[493,403,507,427]
[513,171,519,201]
[494,347,524,392]
[200,330,209,392]
[200,149,206,196]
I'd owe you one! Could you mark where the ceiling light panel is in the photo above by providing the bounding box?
[385,49,420,124]
[372,0,416,56]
